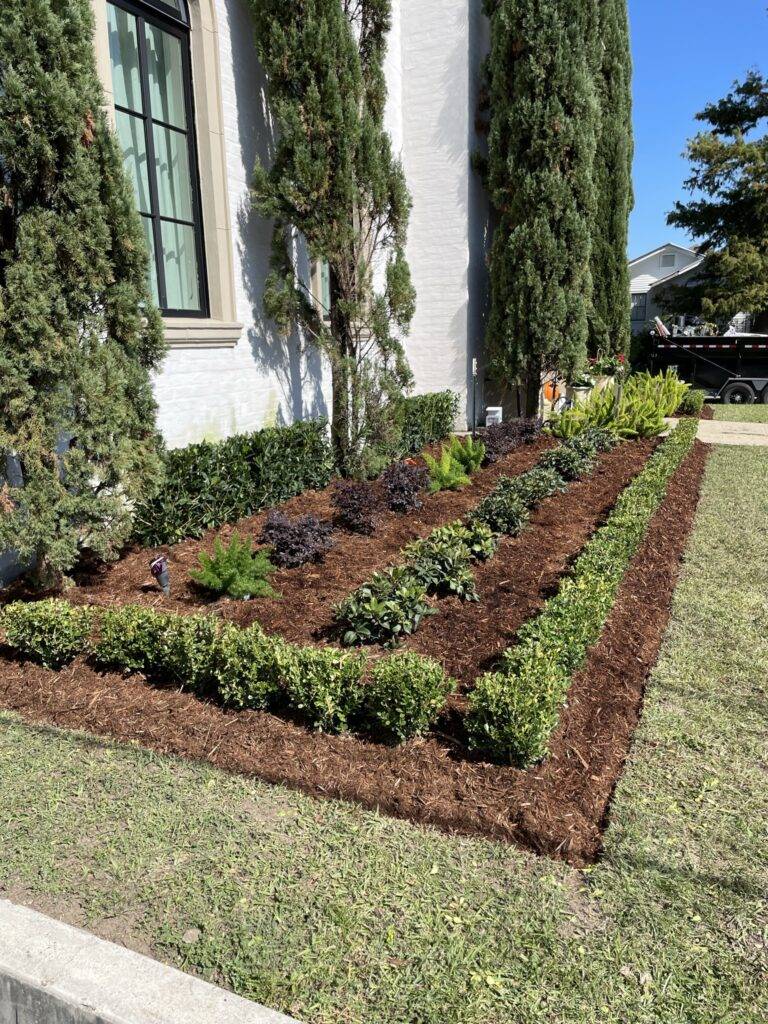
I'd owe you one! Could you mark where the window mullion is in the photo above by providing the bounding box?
[137,13,168,312]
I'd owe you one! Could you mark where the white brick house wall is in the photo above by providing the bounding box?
[151,0,488,448]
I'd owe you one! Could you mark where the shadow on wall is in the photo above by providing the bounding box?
[225,0,328,428]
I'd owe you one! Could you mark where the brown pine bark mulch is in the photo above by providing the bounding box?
[0,441,709,866]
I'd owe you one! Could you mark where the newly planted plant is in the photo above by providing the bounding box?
[334,567,432,646]
[484,418,543,463]
[381,461,429,513]
[424,448,471,493]
[448,435,486,474]
[362,653,456,742]
[404,529,478,602]
[332,480,379,534]
[261,511,333,568]
[1,600,93,669]
[190,532,277,600]
[539,444,596,482]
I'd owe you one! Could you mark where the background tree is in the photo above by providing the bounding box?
[590,0,634,356]
[664,71,768,327]
[248,0,416,477]
[483,0,601,414]
[0,0,165,586]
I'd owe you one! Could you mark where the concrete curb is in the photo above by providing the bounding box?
[0,899,300,1024]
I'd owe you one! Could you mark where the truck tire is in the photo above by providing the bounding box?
[761,386,768,404]
[722,381,756,404]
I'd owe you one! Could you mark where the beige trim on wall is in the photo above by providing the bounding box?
[91,0,242,349]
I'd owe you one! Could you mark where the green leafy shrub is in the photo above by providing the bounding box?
[1,600,93,669]
[398,391,459,455]
[404,528,478,602]
[447,435,486,474]
[579,427,618,453]
[424,449,471,493]
[450,520,499,561]
[677,388,706,416]
[93,606,221,693]
[279,644,365,732]
[467,419,699,766]
[214,623,284,711]
[470,480,531,536]
[538,444,595,482]
[133,421,333,546]
[513,466,568,507]
[362,653,456,742]
[334,567,432,646]
[93,605,169,674]
[548,371,688,440]
[190,532,277,600]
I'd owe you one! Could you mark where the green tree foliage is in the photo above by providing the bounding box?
[590,0,634,355]
[483,0,601,413]
[247,0,416,476]
[0,0,165,585]
[665,71,768,326]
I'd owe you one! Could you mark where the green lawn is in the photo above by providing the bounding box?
[0,446,766,1024]
[711,403,768,421]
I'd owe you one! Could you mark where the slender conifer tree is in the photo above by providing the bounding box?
[590,0,634,356]
[248,0,416,476]
[0,0,165,585]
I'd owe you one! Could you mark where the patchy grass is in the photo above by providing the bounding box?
[0,445,766,1023]
[711,403,768,422]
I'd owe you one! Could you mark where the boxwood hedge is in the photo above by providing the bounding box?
[467,418,699,767]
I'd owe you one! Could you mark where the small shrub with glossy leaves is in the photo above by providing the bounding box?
[677,389,706,416]
[214,622,283,711]
[404,529,478,602]
[260,511,333,568]
[279,644,365,732]
[1,600,93,669]
[362,653,456,742]
[538,444,595,482]
[470,480,531,537]
[334,567,432,646]
[190,532,277,600]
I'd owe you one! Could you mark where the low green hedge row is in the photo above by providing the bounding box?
[133,420,335,546]
[0,602,455,742]
[466,418,699,767]
[335,430,618,646]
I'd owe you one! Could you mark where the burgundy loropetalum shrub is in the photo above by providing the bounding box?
[260,511,334,568]
[381,461,429,513]
[331,480,379,534]
[484,418,543,463]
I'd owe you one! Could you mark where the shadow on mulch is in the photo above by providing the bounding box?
[0,442,709,866]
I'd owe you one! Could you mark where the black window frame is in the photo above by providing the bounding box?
[108,0,209,318]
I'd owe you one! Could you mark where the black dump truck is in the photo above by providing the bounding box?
[652,333,768,404]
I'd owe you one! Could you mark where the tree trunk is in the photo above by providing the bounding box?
[524,364,542,418]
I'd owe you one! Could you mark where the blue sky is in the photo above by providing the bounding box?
[629,0,768,259]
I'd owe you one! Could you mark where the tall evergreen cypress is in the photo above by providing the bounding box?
[590,0,634,355]
[0,0,166,585]
[484,0,600,413]
[248,0,416,477]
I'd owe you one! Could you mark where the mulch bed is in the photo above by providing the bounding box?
[0,441,709,866]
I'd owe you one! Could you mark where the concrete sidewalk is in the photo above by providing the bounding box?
[666,417,768,446]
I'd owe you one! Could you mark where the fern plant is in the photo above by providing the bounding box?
[447,435,486,473]
[190,532,277,600]
[424,449,471,493]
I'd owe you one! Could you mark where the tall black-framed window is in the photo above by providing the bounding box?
[107,0,209,317]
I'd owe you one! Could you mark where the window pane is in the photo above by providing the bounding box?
[140,215,160,304]
[145,23,187,129]
[108,4,143,113]
[161,221,200,310]
[153,124,194,221]
[115,111,151,214]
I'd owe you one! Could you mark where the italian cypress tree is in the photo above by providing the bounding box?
[0,0,166,586]
[590,0,634,356]
[248,0,416,477]
[484,0,600,413]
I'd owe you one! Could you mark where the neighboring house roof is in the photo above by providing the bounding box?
[646,257,706,291]
[628,242,700,266]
